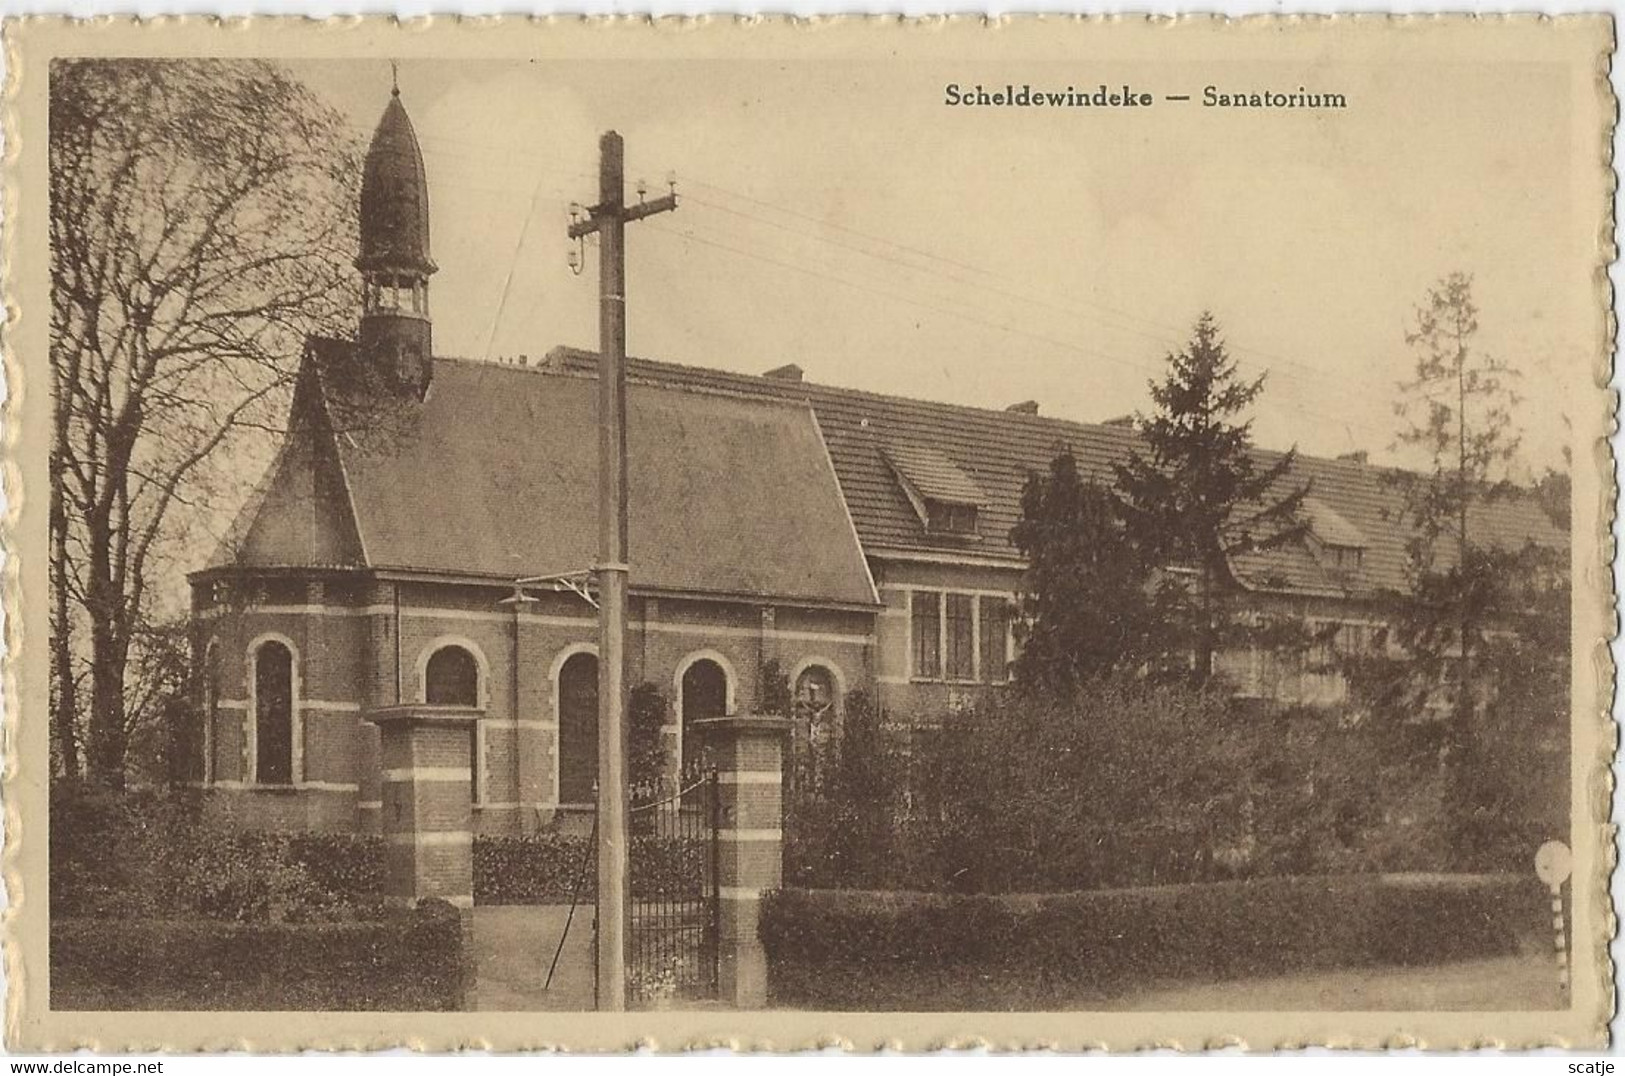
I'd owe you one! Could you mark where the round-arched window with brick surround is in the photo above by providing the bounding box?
[557,651,599,806]
[680,659,728,769]
[425,645,479,707]
[792,664,841,794]
[253,640,294,786]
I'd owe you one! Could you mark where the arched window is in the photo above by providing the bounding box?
[793,664,841,793]
[426,646,479,706]
[202,643,220,784]
[254,641,294,785]
[680,659,728,768]
[557,651,599,806]
[424,644,481,801]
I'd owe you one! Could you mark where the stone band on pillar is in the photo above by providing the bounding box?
[691,714,789,1010]
[367,704,481,909]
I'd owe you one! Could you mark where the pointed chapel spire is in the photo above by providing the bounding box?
[357,72,436,397]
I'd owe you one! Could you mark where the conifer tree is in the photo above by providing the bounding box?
[1113,313,1310,686]
[1010,447,1163,695]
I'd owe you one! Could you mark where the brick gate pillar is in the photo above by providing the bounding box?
[692,714,789,1009]
[367,704,481,907]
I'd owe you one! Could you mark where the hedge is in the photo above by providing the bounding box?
[51,790,388,922]
[475,834,708,904]
[51,900,468,1011]
[759,874,1549,1010]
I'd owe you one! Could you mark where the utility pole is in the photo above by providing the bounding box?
[567,131,678,1012]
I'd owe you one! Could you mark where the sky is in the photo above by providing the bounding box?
[284,52,1596,477]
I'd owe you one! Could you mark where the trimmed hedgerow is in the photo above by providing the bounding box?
[474,834,708,904]
[50,789,389,922]
[759,874,1549,1010]
[279,833,389,901]
[51,899,468,1011]
[475,833,593,904]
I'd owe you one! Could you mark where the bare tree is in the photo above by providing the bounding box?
[49,59,359,787]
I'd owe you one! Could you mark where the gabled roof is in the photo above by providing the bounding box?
[544,347,1565,599]
[214,337,1565,607]
[214,341,879,609]
[207,360,366,571]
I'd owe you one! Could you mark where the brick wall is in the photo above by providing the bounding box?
[195,573,879,838]
[869,559,1023,725]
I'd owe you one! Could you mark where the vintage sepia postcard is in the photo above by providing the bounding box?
[2,14,1616,1052]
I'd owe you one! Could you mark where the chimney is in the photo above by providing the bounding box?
[763,363,803,382]
[1338,450,1369,464]
[1005,400,1039,415]
[1104,414,1136,428]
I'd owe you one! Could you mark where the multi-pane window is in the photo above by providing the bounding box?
[908,590,1014,684]
[1329,546,1364,571]
[928,501,979,535]
[945,594,975,681]
[1340,622,1384,656]
[912,591,941,679]
[979,597,1010,683]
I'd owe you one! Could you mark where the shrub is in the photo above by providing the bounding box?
[476,833,593,904]
[629,682,669,787]
[50,788,388,922]
[51,901,466,1011]
[283,832,390,900]
[921,677,1254,893]
[784,690,922,889]
[474,833,708,904]
[759,875,1549,1010]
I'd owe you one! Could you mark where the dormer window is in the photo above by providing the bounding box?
[882,442,985,540]
[1301,496,1369,575]
[1327,544,1363,571]
[928,499,979,535]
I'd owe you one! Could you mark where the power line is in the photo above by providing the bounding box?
[678,189,1335,395]
[645,221,1163,379]
[480,171,555,362]
[644,218,1389,446]
[354,120,1389,393]
[342,122,1397,444]
[679,173,1342,383]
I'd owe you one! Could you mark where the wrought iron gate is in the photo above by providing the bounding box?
[627,765,719,1005]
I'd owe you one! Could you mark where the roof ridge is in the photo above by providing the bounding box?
[345,338,1537,494]
[427,352,815,412]
[546,347,1442,481]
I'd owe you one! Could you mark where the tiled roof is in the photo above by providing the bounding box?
[246,342,879,608]
[883,443,986,507]
[1302,496,1369,550]
[546,348,1565,599]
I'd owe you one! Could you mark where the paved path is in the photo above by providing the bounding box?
[473,904,596,1011]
